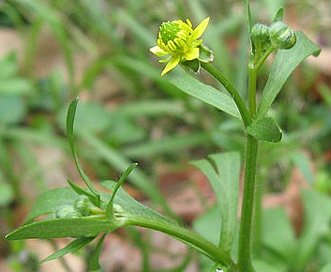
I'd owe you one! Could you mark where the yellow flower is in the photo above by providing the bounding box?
[150,17,210,75]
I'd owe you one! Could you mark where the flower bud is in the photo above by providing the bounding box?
[55,205,81,219]
[74,196,91,216]
[251,23,270,52]
[269,22,296,49]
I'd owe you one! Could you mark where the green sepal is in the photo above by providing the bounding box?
[272,7,284,22]
[181,59,200,73]
[198,44,214,63]
[180,44,213,74]
[41,236,95,263]
[246,117,282,142]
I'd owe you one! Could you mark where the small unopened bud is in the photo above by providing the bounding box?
[55,205,81,219]
[270,22,296,49]
[74,196,90,216]
[251,23,270,52]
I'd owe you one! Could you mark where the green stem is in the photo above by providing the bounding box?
[237,55,260,271]
[253,170,263,254]
[255,45,275,72]
[201,62,251,127]
[237,135,259,271]
[248,61,257,119]
[128,216,234,269]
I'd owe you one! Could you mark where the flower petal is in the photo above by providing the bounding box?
[185,48,199,61]
[159,56,171,63]
[191,17,210,40]
[161,56,180,76]
[149,46,169,56]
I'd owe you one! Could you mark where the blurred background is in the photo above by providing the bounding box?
[0,0,330,271]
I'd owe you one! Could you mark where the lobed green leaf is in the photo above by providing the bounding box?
[258,31,321,117]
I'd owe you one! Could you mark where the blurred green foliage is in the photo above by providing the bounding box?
[0,0,330,271]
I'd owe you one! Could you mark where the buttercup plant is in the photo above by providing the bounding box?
[5,2,321,272]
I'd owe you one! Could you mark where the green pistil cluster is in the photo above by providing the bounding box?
[159,21,181,44]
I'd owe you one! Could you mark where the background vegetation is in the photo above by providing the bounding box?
[0,0,330,271]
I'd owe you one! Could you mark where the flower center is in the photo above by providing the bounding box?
[159,21,181,45]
